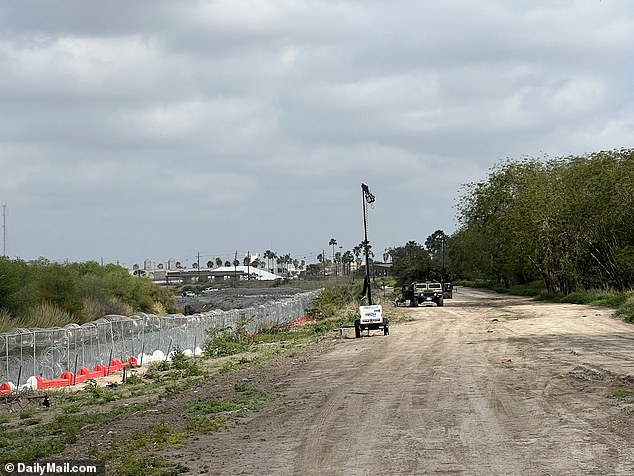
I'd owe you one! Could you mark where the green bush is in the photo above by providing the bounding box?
[305,286,348,320]
[0,257,180,331]
[616,293,634,322]
[203,327,253,358]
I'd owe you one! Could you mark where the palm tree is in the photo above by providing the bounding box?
[215,257,223,267]
[281,253,291,275]
[343,250,354,275]
[263,250,274,272]
[207,260,214,269]
[329,238,337,276]
[353,244,362,271]
[317,253,326,278]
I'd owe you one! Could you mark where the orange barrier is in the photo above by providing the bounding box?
[0,381,12,395]
[1,354,148,394]
[93,364,110,377]
[108,359,127,372]
[288,316,315,327]
[35,372,74,389]
[75,367,106,383]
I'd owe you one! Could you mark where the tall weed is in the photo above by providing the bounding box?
[0,308,14,332]
[616,292,634,322]
[19,302,73,328]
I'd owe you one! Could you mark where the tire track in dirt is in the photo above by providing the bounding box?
[72,288,634,475]
[224,291,634,475]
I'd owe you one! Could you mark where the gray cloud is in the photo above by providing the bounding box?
[1,0,632,266]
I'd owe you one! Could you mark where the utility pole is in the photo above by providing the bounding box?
[361,183,375,305]
[329,238,337,278]
[234,250,238,285]
[441,236,445,283]
[2,202,6,257]
[323,249,326,279]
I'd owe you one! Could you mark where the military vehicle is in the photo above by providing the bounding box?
[395,282,444,307]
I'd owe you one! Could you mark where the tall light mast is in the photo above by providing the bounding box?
[361,183,375,305]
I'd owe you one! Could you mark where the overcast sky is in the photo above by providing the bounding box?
[1,0,632,268]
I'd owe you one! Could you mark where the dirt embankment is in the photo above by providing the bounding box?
[58,288,634,475]
[178,287,308,313]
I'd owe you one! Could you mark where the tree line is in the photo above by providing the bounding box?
[0,258,180,331]
[447,149,634,293]
[386,231,448,286]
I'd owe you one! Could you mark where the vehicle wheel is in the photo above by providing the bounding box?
[354,320,361,338]
[438,297,444,307]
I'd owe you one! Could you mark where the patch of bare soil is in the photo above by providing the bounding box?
[58,288,634,475]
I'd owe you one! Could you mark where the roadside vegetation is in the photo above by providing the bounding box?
[0,257,180,332]
[448,149,634,294]
[382,149,634,323]
[0,281,397,474]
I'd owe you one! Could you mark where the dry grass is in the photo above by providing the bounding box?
[20,301,73,328]
[0,308,15,332]
[82,297,133,322]
[0,302,73,331]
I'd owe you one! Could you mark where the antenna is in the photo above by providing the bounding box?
[2,202,6,257]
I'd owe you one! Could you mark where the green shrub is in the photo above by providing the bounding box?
[20,301,73,328]
[203,327,253,357]
[616,293,634,322]
[0,258,180,331]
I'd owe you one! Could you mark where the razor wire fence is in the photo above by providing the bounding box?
[0,290,321,386]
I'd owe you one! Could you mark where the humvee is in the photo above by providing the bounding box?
[396,282,444,307]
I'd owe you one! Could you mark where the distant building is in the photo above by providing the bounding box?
[155,265,283,284]
[359,262,392,277]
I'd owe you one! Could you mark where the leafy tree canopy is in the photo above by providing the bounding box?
[388,241,431,286]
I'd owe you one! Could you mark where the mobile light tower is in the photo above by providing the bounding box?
[361,183,375,305]
[354,183,388,338]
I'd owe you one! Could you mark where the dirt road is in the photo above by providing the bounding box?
[55,287,634,475]
[172,287,634,475]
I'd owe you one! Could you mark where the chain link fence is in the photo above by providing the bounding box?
[0,290,321,386]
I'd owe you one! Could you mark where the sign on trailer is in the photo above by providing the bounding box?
[359,305,383,324]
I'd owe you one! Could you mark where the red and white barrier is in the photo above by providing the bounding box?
[288,316,315,327]
[0,355,139,394]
